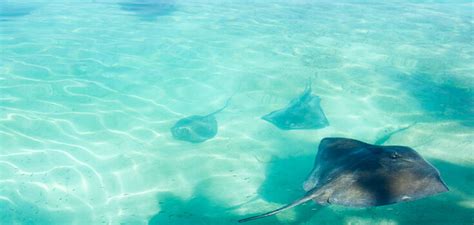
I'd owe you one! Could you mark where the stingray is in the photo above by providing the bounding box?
[170,98,231,143]
[118,0,176,21]
[239,137,449,223]
[261,84,329,130]
[0,3,36,21]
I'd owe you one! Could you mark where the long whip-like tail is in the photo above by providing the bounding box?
[238,192,316,223]
[374,122,417,145]
[206,94,234,117]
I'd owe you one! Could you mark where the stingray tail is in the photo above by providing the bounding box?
[304,76,313,93]
[297,77,314,101]
[374,122,418,145]
[207,95,234,116]
[238,192,316,223]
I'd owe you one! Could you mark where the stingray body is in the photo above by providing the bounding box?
[0,3,36,21]
[170,98,230,143]
[119,0,176,20]
[239,137,448,223]
[261,85,328,130]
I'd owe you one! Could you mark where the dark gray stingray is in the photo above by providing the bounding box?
[170,98,231,143]
[261,85,329,130]
[239,137,449,223]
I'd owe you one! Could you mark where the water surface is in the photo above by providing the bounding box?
[0,0,473,224]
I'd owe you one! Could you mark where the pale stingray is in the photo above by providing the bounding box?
[170,98,231,143]
[239,137,448,223]
[261,84,329,130]
[118,0,176,20]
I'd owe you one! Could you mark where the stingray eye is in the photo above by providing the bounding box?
[390,152,401,159]
[180,128,190,135]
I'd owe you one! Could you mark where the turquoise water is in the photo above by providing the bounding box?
[1,0,473,224]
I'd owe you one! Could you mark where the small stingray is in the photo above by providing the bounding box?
[239,137,448,223]
[0,3,36,21]
[170,98,231,143]
[118,0,176,20]
[261,83,329,130]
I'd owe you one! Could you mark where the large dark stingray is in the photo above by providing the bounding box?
[239,137,449,223]
[170,98,231,143]
[261,84,329,130]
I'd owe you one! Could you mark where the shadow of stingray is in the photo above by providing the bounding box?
[147,178,318,225]
[0,3,36,21]
[255,152,326,224]
[388,71,473,127]
[148,192,241,225]
[254,150,473,224]
[118,0,176,21]
[258,155,314,204]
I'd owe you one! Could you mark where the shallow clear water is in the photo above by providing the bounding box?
[0,0,473,224]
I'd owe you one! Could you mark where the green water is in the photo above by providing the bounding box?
[0,0,473,224]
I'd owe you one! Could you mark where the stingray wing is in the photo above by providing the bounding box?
[304,138,371,191]
[315,138,372,163]
[325,166,448,207]
[170,115,218,143]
